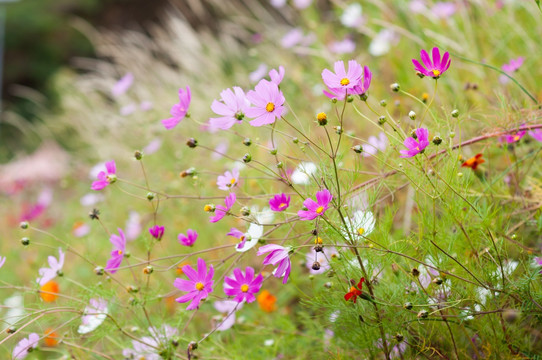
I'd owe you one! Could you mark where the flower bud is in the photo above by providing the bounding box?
[503,309,520,323]
[242,153,252,163]
[6,326,16,334]
[351,145,363,154]
[311,262,321,271]
[269,148,277,155]
[408,111,416,120]
[410,129,418,139]
[21,237,30,246]
[311,229,318,236]
[242,138,252,146]
[188,341,198,351]
[378,116,387,125]
[379,99,387,107]
[94,266,104,276]
[134,150,143,160]
[403,302,413,310]
[331,98,338,104]
[451,109,459,118]
[432,136,442,145]
[334,126,343,135]
[314,245,323,252]
[89,208,100,220]
[276,161,283,169]
[143,266,154,275]
[240,206,251,216]
[346,95,354,103]
[146,192,156,201]
[449,131,456,139]
[422,93,429,103]
[292,137,299,144]
[20,221,29,229]
[324,282,333,289]
[432,277,443,285]
[204,204,215,213]
[127,285,139,293]
[180,167,196,178]
[359,93,368,101]
[394,333,404,342]
[317,112,328,126]
[186,138,198,148]
[411,268,420,277]
[390,83,400,92]
[417,310,429,319]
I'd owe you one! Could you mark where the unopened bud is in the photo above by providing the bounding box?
[270,148,277,155]
[20,221,29,229]
[432,136,442,145]
[359,93,368,101]
[188,341,198,351]
[408,111,416,120]
[394,333,404,342]
[21,237,30,246]
[346,95,354,103]
[134,150,143,160]
[334,126,343,135]
[312,262,321,271]
[127,285,139,293]
[146,192,156,201]
[186,138,198,148]
[6,326,16,334]
[180,167,196,178]
[243,138,252,146]
[379,99,387,107]
[242,153,252,163]
[451,109,459,118]
[240,206,251,216]
[324,282,333,289]
[94,266,104,276]
[449,131,456,139]
[378,116,387,125]
[417,310,429,319]
[292,137,299,144]
[411,268,420,277]
[143,266,154,275]
[352,145,363,154]
[403,302,413,310]
[390,83,400,92]
[276,161,283,169]
[317,112,327,126]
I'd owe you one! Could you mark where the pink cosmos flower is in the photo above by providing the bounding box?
[298,189,333,221]
[363,132,388,157]
[91,160,117,191]
[322,62,371,100]
[501,130,526,144]
[329,37,356,54]
[174,258,214,310]
[214,300,243,331]
[431,2,456,18]
[249,63,268,83]
[162,86,191,130]
[20,187,53,221]
[125,211,142,241]
[529,129,542,142]
[149,225,164,240]
[224,266,264,303]
[120,103,136,116]
[217,168,240,190]
[209,87,250,130]
[209,193,236,223]
[12,333,39,359]
[257,244,292,284]
[37,248,64,286]
[322,60,362,91]
[412,47,451,78]
[502,57,524,73]
[105,228,126,274]
[178,229,198,247]
[269,66,285,86]
[112,73,134,97]
[269,193,291,212]
[0,255,5,269]
[400,128,430,158]
[245,80,285,127]
[281,28,304,48]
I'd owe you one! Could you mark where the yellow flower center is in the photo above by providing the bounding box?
[279,203,287,209]
[265,102,275,112]
[241,284,249,293]
[239,235,245,243]
[314,237,323,245]
[357,228,365,235]
[229,178,236,185]
[432,69,441,77]
[316,206,324,214]
[117,250,123,255]
[340,78,350,86]
[513,135,520,141]
[195,282,204,291]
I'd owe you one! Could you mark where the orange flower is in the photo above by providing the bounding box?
[257,289,277,312]
[462,153,485,170]
[344,277,365,303]
[176,261,190,275]
[44,328,59,347]
[40,280,59,302]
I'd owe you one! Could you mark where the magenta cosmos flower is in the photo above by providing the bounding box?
[37,248,64,286]
[501,130,526,143]
[0,255,5,269]
[174,258,214,310]
[412,47,451,79]
[323,65,371,100]
[245,79,285,127]
[217,168,240,191]
[209,87,250,130]
[529,129,542,142]
[257,244,292,284]
[209,193,236,223]
[162,86,191,130]
[91,160,117,191]
[298,189,333,221]
[224,266,264,303]
[12,333,39,359]
[178,229,198,247]
[269,193,291,212]
[400,128,430,158]
[149,225,164,240]
[105,228,126,274]
[502,57,524,73]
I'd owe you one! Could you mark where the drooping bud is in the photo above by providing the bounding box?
[359,93,368,101]
[346,95,354,103]
[186,138,198,148]
[311,262,321,271]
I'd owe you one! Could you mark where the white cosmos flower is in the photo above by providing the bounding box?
[343,210,375,240]
[340,3,363,28]
[2,294,25,329]
[369,29,396,57]
[78,298,108,334]
[291,162,317,185]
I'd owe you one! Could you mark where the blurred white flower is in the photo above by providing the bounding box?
[2,294,25,329]
[77,298,108,334]
[249,64,268,83]
[329,37,356,54]
[125,211,142,241]
[214,300,243,331]
[341,3,363,28]
[362,132,388,157]
[291,162,317,185]
[369,29,396,57]
[80,193,104,206]
[343,210,376,241]
[293,0,312,9]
